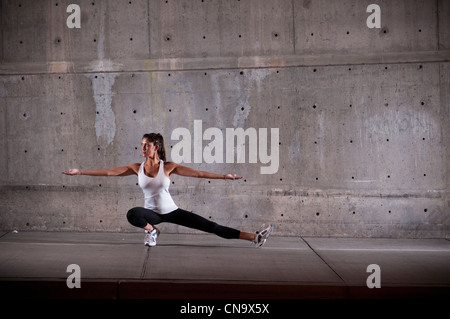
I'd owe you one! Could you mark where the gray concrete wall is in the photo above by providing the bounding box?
[0,0,449,238]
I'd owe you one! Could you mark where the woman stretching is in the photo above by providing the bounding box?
[62,133,273,247]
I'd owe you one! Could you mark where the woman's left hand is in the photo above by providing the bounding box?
[224,174,243,180]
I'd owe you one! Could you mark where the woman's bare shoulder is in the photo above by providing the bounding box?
[127,162,142,174]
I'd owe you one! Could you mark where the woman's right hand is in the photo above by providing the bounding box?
[62,169,81,176]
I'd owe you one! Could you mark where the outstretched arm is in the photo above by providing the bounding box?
[169,163,243,180]
[62,164,139,177]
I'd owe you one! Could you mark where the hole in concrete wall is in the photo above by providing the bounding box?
[55,3,59,6]
[99,184,102,187]
[310,33,314,36]
[133,110,137,114]
[418,29,422,32]
[423,173,426,176]
[352,211,355,215]
[130,38,133,41]
[168,73,171,76]
[313,68,317,72]
[244,214,248,218]
[26,223,29,226]
[19,41,23,44]
[315,177,318,180]
[312,104,316,109]
[168,109,172,112]
[346,31,350,35]
[387,175,391,178]
[203,36,206,39]
[419,65,422,69]
[349,104,352,107]
[386,138,389,142]
[238,34,242,38]
[240,71,244,75]
[93,39,97,42]
[350,140,353,143]
[348,68,352,71]
[421,101,425,106]
[99,220,102,223]
[205,108,208,111]
[24,150,27,153]
[21,76,25,80]
[61,149,64,152]
[316,212,320,216]
[164,35,171,42]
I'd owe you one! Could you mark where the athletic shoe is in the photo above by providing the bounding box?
[253,224,273,248]
[144,228,160,246]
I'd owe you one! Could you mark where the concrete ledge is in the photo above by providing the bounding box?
[1,232,449,300]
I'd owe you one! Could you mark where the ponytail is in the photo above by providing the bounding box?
[143,133,166,161]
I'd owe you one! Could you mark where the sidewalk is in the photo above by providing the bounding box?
[0,231,449,299]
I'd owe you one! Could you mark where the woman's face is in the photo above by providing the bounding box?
[141,138,157,158]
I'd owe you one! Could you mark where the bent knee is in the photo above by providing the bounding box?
[126,207,142,225]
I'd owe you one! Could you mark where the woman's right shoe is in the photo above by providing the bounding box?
[253,224,273,248]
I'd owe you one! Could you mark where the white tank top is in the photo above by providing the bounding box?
[138,160,178,214]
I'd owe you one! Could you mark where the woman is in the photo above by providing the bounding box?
[62,133,273,247]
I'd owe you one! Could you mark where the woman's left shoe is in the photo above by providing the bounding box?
[144,227,160,247]
[253,224,273,248]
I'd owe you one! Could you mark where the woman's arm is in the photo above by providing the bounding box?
[169,163,243,180]
[62,163,140,177]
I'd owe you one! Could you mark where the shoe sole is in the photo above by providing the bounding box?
[255,224,273,248]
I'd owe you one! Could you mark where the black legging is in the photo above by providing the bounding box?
[126,207,241,239]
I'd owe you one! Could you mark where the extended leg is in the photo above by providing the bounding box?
[164,208,244,240]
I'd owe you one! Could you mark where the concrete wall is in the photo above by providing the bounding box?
[0,0,449,238]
